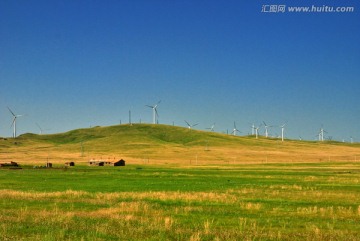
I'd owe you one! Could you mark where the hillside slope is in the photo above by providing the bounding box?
[1,124,359,165]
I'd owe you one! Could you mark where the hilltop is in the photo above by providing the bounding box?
[1,124,359,165]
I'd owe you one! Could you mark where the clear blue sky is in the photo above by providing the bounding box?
[1,0,359,142]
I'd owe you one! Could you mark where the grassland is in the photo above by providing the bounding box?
[1,124,360,240]
[1,163,360,240]
[0,124,359,165]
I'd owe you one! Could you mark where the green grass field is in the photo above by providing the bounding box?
[1,163,360,240]
[1,124,360,240]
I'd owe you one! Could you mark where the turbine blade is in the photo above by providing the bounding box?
[7,107,16,117]
[11,117,16,127]
[36,123,42,130]
[154,100,161,108]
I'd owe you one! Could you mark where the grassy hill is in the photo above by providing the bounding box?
[1,124,359,165]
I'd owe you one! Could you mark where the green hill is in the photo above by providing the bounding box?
[1,124,359,165]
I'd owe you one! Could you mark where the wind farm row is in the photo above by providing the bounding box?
[138,101,291,141]
[2,102,356,144]
[135,100,355,143]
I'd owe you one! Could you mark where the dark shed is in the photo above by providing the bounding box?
[114,159,125,166]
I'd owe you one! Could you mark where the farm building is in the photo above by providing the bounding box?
[114,159,125,166]
[65,162,75,166]
[89,160,105,166]
[88,159,125,166]
[0,161,19,167]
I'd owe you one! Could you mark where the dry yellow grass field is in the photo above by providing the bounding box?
[1,124,359,165]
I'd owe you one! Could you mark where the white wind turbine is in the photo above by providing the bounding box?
[263,121,273,138]
[36,123,50,135]
[36,123,43,135]
[206,123,215,132]
[231,122,241,136]
[251,123,255,135]
[318,128,323,141]
[185,120,198,129]
[280,123,286,141]
[316,132,321,141]
[146,100,161,124]
[254,124,261,139]
[318,127,327,142]
[7,107,23,138]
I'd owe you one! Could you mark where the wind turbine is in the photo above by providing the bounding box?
[146,100,161,124]
[7,107,23,138]
[318,128,322,141]
[251,123,255,135]
[185,120,198,129]
[263,121,272,138]
[129,110,132,125]
[231,122,241,136]
[36,123,50,135]
[280,124,286,141]
[206,123,215,132]
[36,123,43,135]
[318,126,327,142]
[254,125,261,139]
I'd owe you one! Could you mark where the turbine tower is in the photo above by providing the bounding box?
[129,110,132,125]
[263,121,272,138]
[280,124,286,141]
[185,120,198,129]
[231,122,241,136]
[251,123,255,135]
[318,127,327,142]
[7,107,23,138]
[146,100,161,124]
[319,128,323,141]
[254,125,261,139]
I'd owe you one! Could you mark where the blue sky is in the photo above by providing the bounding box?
[1,0,359,142]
